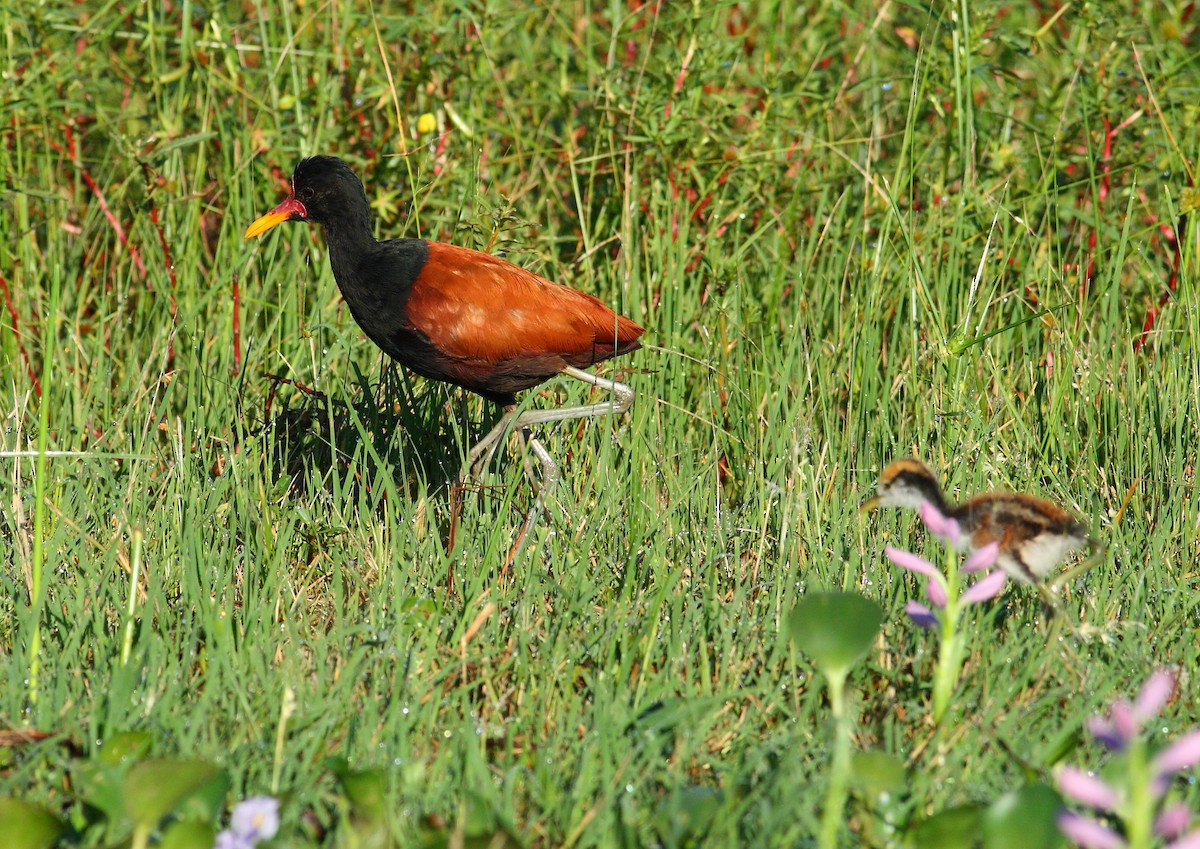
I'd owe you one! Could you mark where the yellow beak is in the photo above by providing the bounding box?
[859,495,881,513]
[244,196,308,238]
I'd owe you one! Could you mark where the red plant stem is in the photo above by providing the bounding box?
[0,271,41,397]
[262,373,325,421]
[432,131,449,177]
[1083,111,1142,300]
[665,60,688,119]
[1133,218,1184,352]
[64,125,146,278]
[1081,117,1114,299]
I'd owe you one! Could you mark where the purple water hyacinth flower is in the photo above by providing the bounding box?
[885,546,941,581]
[962,541,1000,573]
[1167,833,1200,849]
[1057,811,1126,849]
[1058,670,1200,849]
[918,500,961,545]
[1156,804,1192,841]
[885,509,1002,627]
[925,574,949,608]
[214,832,244,849]
[1058,767,1120,811]
[1152,730,1200,777]
[214,796,280,849]
[230,797,280,841]
[1094,702,1138,751]
[885,545,947,624]
[886,546,947,627]
[1136,670,1175,719]
[961,568,1007,603]
[1088,670,1176,752]
[905,599,939,629]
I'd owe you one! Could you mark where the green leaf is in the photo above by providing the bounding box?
[159,818,219,849]
[121,759,219,829]
[0,798,67,849]
[153,132,217,157]
[98,731,153,767]
[850,749,907,798]
[983,783,1066,849]
[907,803,985,848]
[76,759,128,824]
[174,770,230,822]
[654,785,723,843]
[787,592,884,676]
[336,766,389,821]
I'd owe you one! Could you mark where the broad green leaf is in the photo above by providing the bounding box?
[983,783,1066,849]
[850,749,907,798]
[787,592,883,676]
[907,803,985,849]
[654,785,723,842]
[121,759,219,829]
[159,818,219,849]
[98,731,152,767]
[76,760,127,824]
[0,798,66,849]
[174,770,230,822]
[337,766,388,820]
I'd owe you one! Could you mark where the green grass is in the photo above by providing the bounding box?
[2,1,1199,846]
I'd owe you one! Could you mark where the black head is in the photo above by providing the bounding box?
[289,157,369,226]
[245,155,371,238]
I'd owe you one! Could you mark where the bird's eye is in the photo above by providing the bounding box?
[299,186,315,201]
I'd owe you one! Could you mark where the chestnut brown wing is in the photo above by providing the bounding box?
[405,242,644,367]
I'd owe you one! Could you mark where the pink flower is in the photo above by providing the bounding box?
[1058,767,1119,811]
[1166,831,1200,849]
[1156,803,1192,840]
[1058,671,1198,849]
[1136,670,1175,719]
[962,541,1000,573]
[1153,729,1200,777]
[961,568,1007,603]
[1057,811,1126,849]
[1090,671,1176,751]
[885,547,940,582]
[919,500,961,545]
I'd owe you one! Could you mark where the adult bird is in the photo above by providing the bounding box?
[245,156,644,553]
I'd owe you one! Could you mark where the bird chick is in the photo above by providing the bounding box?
[862,458,1097,584]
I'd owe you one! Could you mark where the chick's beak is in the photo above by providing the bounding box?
[859,494,881,513]
[245,196,308,238]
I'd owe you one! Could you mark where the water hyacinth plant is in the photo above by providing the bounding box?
[1057,670,1200,849]
[885,501,1007,724]
[214,797,280,849]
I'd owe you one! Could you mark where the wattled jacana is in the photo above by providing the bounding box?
[245,156,644,548]
[861,458,1096,584]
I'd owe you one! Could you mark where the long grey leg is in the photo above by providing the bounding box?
[461,366,636,564]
